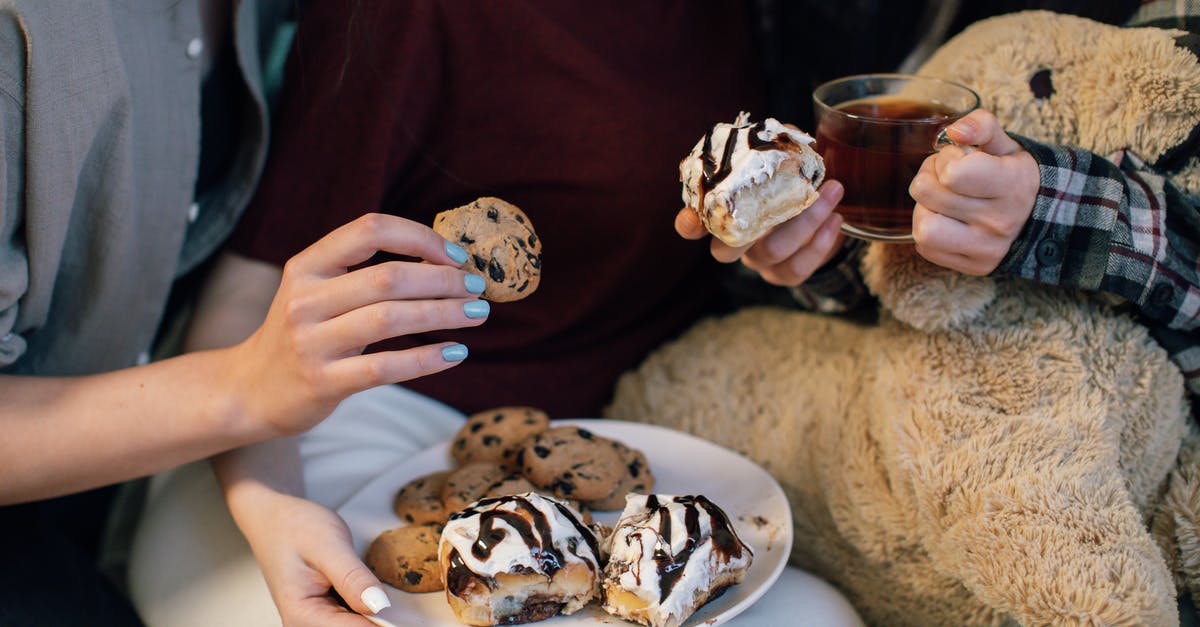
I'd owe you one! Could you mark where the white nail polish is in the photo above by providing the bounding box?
[361,585,391,614]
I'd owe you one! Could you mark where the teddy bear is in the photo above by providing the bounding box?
[605,11,1200,626]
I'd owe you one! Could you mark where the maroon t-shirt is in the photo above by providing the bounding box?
[230,1,762,417]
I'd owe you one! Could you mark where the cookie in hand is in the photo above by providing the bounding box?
[433,197,541,302]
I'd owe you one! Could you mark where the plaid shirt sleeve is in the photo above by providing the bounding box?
[995,135,1200,395]
[991,1,1200,399]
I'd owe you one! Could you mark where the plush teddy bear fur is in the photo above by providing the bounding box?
[606,11,1200,625]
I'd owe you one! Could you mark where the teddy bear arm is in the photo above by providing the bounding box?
[905,435,1178,625]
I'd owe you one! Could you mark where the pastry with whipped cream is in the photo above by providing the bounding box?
[601,494,753,627]
[439,492,602,625]
[680,112,825,247]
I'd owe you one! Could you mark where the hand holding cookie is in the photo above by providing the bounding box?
[229,213,491,436]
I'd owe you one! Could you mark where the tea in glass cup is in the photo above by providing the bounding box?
[813,74,979,242]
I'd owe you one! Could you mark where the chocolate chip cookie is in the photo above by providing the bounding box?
[450,406,550,468]
[440,461,508,514]
[392,470,451,525]
[432,197,541,302]
[364,523,444,593]
[517,426,624,501]
[586,438,656,510]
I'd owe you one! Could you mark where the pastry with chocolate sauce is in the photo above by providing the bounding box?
[439,492,602,625]
[679,112,825,247]
[601,494,753,627]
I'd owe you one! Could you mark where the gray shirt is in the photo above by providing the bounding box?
[0,0,292,376]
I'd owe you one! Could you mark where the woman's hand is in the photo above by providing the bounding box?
[227,482,388,626]
[227,213,489,437]
[675,180,846,286]
[909,109,1040,275]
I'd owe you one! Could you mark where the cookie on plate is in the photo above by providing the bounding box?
[450,406,550,469]
[518,426,625,502]
[364,523,444,593]
[392,470,452,525]
[482,472,539,499]
[441,462,508,514]
[587,438,656,511]
[432,197,541,302]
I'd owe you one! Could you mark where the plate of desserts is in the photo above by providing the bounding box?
[338,415,792,627]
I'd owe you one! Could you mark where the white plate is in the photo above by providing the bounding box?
[338,419,793,627]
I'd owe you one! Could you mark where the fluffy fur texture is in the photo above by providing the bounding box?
[607,11,1200,625]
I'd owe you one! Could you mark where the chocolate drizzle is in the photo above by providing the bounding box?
[445,548,488,597]
[637,495,750,603]
[746,120,770,150]
[447,494,600,584]
[697,126,743,217]
[700,127,741,194]
[551,501,601,569]
[746,119,794,152]
[697,119,800,217]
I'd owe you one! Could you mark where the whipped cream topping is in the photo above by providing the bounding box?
[440,492,600,587]
[679,111,817,225]
[602,494,753,623]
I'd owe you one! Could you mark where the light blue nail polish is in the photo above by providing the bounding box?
[445,240,469,264]
[442,344,468,362]
[464,274,486,294]
[463,300,490,319]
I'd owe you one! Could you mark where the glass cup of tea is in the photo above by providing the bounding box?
[812,74,980,242]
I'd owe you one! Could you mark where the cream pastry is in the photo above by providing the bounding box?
[601,494,753,627]
[679,112,825,247]
[439,492,601,626]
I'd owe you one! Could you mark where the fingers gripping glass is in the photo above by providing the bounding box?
[813,74,980,243]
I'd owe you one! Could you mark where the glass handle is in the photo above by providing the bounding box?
[934,127,975,154]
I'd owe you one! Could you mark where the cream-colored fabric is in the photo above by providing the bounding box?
[608,274,1191,625]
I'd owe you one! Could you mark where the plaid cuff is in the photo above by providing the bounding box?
[995,135,1122,292]
[1000,135,1200,329]
[1149,324,1200,399]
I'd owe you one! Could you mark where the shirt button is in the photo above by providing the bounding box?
[186,37,204,60]
[1034,238,1064,266]
[136,351,151,366]
[187,202,200,224]
[1150,284,1174,305]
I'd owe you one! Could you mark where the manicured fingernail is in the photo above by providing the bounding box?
[463,300,490,319]
[442,344,469,361]
[949,118,975,137]
[361,586,391,614]
[444,240,469,264]
[464,274,486,294]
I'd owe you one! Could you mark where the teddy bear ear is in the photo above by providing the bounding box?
[1152,33,1200,172]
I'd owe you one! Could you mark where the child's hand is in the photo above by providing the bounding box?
[675,180,846,286]
[909,109,1040,275]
